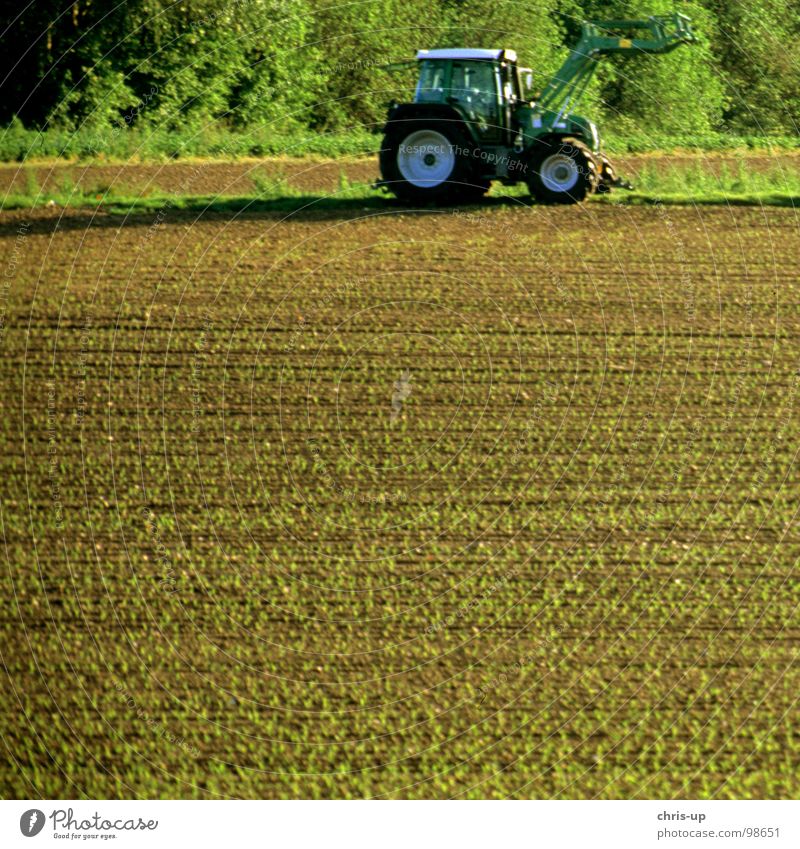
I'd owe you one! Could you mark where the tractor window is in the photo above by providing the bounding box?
[450,61,500,133]
[415,61,446,103]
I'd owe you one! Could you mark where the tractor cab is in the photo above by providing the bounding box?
[414,49,522,143]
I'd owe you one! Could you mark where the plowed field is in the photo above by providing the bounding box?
[1,192,799,798]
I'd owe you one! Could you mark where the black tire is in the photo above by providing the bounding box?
[379,120,482,203]
[527,137,598,204]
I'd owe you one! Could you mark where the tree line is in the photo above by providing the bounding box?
[1,0,797,141]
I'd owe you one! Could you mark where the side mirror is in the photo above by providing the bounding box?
[518,67,534,93]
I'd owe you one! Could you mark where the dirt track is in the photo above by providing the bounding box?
[1,151,799,198]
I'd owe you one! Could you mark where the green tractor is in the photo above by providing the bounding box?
[378,13,696,204]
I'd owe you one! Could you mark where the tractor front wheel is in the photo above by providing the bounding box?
[528,138,598,204]
[380,122,481,203]
[597,152,633,193]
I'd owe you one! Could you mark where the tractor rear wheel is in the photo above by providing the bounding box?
[380,122,482,203]
[527,138,598,204]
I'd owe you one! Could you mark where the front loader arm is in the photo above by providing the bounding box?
[537,12,696,119]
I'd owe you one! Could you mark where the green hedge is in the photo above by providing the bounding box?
[0,0,797,162]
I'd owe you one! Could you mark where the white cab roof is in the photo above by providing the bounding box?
[416,48,517,63]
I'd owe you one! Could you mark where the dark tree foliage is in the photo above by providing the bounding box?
[0,0,796,136]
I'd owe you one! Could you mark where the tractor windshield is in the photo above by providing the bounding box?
[450,60,500,135]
